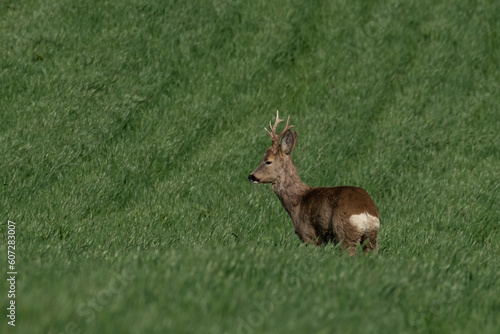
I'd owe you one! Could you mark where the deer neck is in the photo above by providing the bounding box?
[271,161,310,216]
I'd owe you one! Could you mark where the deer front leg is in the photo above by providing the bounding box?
[294,224,319,245]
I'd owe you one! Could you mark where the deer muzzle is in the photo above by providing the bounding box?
[248,174,260,184]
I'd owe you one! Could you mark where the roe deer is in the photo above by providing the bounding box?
[248,111,380,255]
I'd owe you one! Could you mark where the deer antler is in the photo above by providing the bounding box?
[265,110,294,153]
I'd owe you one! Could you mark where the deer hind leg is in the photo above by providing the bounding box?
[361,229,379,254]
[336,228,363,256]
[337,234,363,256]
[342,241,360,256]
[332,214,363,255]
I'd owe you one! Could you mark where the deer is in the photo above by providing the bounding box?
[248,111,380,255]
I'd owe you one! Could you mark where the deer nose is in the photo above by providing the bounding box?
[248,174,259,184]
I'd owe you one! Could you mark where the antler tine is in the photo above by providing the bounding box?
[265,110,283,138]
[264,120,272,136]
[272,110,284,134]
[276,115,295,139]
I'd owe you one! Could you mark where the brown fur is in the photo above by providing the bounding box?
[249,114,380,255]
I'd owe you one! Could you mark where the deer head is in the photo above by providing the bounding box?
[248,111,298,184]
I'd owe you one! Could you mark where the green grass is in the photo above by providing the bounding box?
[1,0,499,333]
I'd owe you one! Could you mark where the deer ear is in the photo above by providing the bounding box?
[281,130,297,155]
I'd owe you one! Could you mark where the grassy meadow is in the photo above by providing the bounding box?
[1,0,499,333]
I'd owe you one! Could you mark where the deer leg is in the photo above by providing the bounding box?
[360,235,369,254]
[339,240,359,256]
[362,230,379,254]
[371,229,379,253]
[337,233,362,256]
[335,221,362,255]
[295,223,319,245]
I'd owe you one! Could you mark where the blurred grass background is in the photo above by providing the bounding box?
[1,0,499,333]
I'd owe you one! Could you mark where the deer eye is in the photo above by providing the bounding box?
[265,161,272,165]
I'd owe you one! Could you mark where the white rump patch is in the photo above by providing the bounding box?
[349,212,380,233]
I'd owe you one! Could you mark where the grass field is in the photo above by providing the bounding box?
[1,0,499,333]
